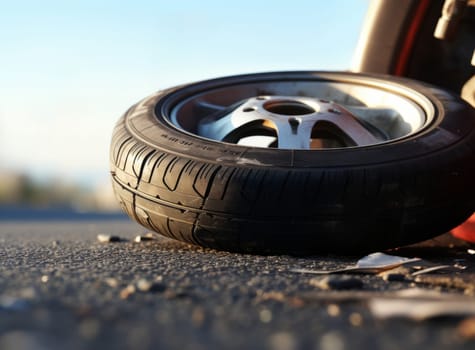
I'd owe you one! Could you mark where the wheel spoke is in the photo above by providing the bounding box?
[313,105,381,146]
[198,105,266,141]
[197,96,383,148]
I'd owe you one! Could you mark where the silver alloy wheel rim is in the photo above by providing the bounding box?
[169,79,430,149]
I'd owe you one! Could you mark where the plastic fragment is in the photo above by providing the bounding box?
[292,252,420,275]
[414,275,475,295]
[411,265,451,276]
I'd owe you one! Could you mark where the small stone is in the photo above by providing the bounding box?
[97,234,121,243]
[134,232,157,242]
[259,309,273,323]
[120,284,136,299]
[136,279,153,292]
[104,278,119,288]
[310,276,364,290]
[327,304,341,317]
[136,279,165,293]
[349,312,363,327]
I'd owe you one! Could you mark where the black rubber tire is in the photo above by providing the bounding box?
[110,71,475,254]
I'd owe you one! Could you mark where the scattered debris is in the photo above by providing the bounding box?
[136,278,165,293]
[299,288,475,306]
[368,289,475,320]
[134,233,157,243]
[118,278,166,297]
[119,284,136,299]
[292,252,420,275]
[256,291,304,307]
[458,317,475,339]
[411,265,451,276]
[305,282,475,322]
[414,275,475,295]
[310,276,364,290]
[97,234,121,243]
[258,291,286,303]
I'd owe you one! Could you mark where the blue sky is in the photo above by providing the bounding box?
[0,0,368,186]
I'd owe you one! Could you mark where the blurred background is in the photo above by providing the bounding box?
[0,0,368,218]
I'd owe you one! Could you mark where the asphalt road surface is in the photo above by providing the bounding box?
[0,219,474,350]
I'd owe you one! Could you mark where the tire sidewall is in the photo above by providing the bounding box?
[126,71,475,169]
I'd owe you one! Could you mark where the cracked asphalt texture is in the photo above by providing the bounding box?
[0,220,474,350]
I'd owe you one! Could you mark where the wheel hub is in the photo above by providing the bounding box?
[198,95,383,149]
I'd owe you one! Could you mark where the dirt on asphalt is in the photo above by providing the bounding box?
[0,220,474,350]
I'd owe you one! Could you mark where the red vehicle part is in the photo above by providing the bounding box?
[452,213,475,242]
[354,0,475,243]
